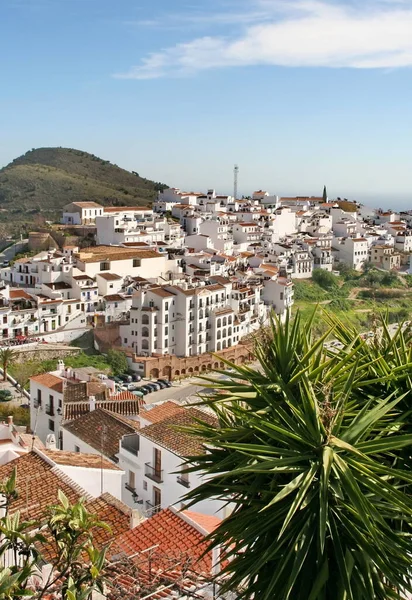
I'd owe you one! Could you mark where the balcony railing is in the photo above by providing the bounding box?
[177,475,190,489]
[145,462,163,483]
[145,500,161,514]
[125,482,136,494]
[45,405,54,416]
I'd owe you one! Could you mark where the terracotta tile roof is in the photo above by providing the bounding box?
[110,391,141,401]
[70,202,103,209]
[148,287,176,298]
[111,508,216,577]
[40,449,121,471]
[97,273,123,281]
[30,373,63,393]
[104,294,126,302]
[62,408,138,461]
[63,398,141,422]
[9,289,32,300]
[182,510,221,534]
[103,206,152,213]
[76,247,160,263]
[140,401,185,424]
[139,408,218,457]
[39,493,131,562]
[0,452,88,520]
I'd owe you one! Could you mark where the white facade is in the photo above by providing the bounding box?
[62,202,104,225]
[333,237,369,270]
[127,279,267,358]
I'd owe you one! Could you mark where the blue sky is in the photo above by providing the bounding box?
[2,0,412,207]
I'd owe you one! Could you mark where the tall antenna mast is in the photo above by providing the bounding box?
[233,164,239,200]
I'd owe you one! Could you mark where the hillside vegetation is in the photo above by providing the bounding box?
[0,147,167,226]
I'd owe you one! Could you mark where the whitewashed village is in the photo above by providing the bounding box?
[0,186,411,599]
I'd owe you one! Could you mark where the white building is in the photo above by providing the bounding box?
[127,278,267,359]
[29,362,140,449]
[333,237,369,270]
[119,402,230,518]
[62,202,104,225]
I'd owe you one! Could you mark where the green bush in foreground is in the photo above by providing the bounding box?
[185,311,412,600]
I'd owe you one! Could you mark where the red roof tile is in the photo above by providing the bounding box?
[112,508,216,577]
[30,373,64,393]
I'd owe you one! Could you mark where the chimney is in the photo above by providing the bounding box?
[89,396,96,411]
[130,509,143,529]
[212,545,221,576]
[57,359,65,375]
[7,415,13,426]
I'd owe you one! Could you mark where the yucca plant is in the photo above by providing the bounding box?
[183,311,412,600]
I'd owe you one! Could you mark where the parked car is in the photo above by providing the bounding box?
[157,379,172,388]
[139,386,152,395]
[132,390,144,398]
[145,383,159,392]
[129,373,142,382]
[119,374,133,383]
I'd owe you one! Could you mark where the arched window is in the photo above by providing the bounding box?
[199,309,203,319]
[222,340,227,349]
[223,317,227,326]
[142,327,149,337]
[228,316,232,324]
[217,331,221,340]
[228,338,232,347]
[142,314,149,325]
[142,339,149,350]
[228,327,232,336]
[223,328,226,338]
[217,342,221,351]
[217,318,221,328]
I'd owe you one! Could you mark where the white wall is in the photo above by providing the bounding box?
[118,434,229,518]
[55,464,124,500]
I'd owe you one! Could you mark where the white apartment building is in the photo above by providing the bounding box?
[119,402,230,518]
[96,207,185,247]
[127,278,267,359]
[198,218,234,254]
[291,250,313,279]
[62,202,104,225]
[233,222,262,245]
[333,237,369,270]
[262,276,294,318]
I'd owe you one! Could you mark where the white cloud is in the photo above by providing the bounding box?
[115,0,412,79]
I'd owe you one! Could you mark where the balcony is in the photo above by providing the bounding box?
[145,462,163,483]
[145,500,161,514]
[45,405,54,416]
[125,482,136,494]
[177,475,190,489]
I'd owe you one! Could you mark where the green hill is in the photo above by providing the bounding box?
[0,147,167,227]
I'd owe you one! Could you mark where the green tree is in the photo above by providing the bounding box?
[0,472,108,599]
[322,185,327,202]
[185,312,412,600]
[106,349,128,376]
[0,348,17,382]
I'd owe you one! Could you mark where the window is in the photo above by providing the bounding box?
[143,480,147,491]
[133,259,141,268]
[165,327,168,336]
[74,445,80,453]
[165,302,168,310]
[37,389,42,406]
[142,339,149,350]
[49,419,55,432]
[165,314,168,324]
[165,338,168,346]
[142,314,149,325]
[129,470,136,489]
[142,327,149,337]
[100,261,110,271]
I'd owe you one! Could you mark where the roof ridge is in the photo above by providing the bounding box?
[98,492,132,517]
